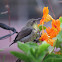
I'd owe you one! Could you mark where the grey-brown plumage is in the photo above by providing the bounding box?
[9,18,40,47]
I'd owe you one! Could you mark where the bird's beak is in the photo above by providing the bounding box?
[35,18,41,22]
[35,18,41,24]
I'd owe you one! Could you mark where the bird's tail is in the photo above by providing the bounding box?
[9,40,16,47]
[9,42,14,47]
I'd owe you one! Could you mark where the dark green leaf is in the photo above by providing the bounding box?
[10,51,31,62]
[55,39,61,48]
[35,48,39,58]
[30,48,36,57]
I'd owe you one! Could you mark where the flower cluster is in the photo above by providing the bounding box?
[38,7,61,46]
[38,7,53,27]
[46,19,61,38]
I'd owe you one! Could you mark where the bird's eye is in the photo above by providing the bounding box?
[33,20,35,23]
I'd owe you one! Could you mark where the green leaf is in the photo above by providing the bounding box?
[30,48,47,62]
[60,23,62,29]
[30,47,39,58]
[38,51,47,62]
[44,53,62,60]
[44,57,62,62]
[30,48,36,57]
[25,42,38,48]
[35,48,39,58]
[35,42,50,61]
[44,53,62,62]
[59,17,62,29]
[55,39,62,53]
[10,51,31,62]
[39,25,46,31]
[38,42,50,54]
[18,42,30,53]
[57,31,62,42]
[55,39,61,48]
[59,17,62,23]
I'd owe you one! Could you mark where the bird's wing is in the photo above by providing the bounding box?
[15,27,33,41]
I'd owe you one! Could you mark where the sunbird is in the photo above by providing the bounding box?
[9,18,41,47]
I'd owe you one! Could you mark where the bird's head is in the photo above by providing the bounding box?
[26,18,41,30]
[26,18,41,26]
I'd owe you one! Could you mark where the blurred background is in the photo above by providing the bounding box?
[0,0,62,62]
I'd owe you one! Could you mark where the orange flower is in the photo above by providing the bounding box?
[39,33,48,41]
[40,18,44,24]
[46,39,55,46]
[46,27,59,38]
[42,7,49,18]
[52,19,60,27]
[40,7,49,24]
[39,33,55,46]
[38,7,53,26]
[52,19,61,31]
[44,14,53,22]
[46,19,61,38]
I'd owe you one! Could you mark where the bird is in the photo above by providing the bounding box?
[9,18,41,47]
